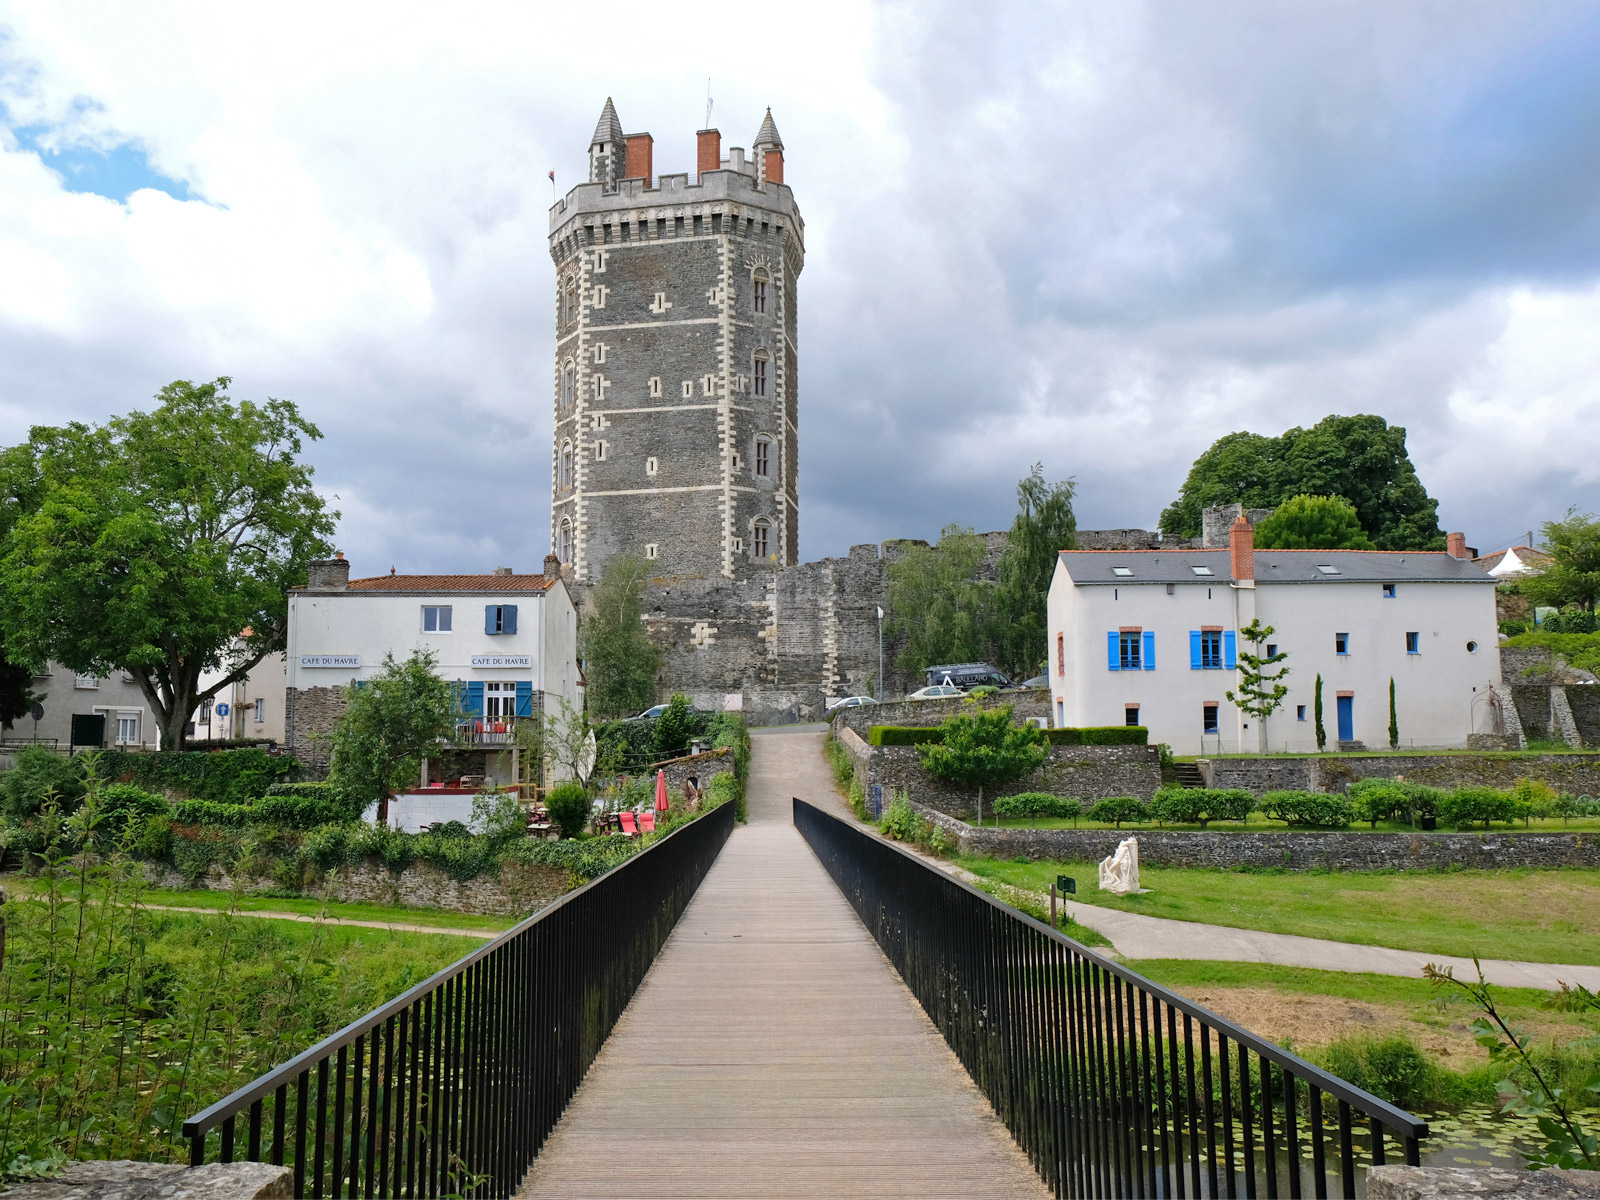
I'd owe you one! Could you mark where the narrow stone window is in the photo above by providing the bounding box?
[645,456,658,476]
[731,537,742,553]
[702,375,716,396]
[594,440,607,461]
[591,285,608,308]
[649,376,662,397]
[753,355,769,398]
[559,440,573,489]
[682,381,694,399]
[754,436,771,477]
[560,363,575,411]
[753,276,768,315]
[556,519,571,564]
[593,343,606,364]
[753,519,770,559]
[731,453,741,471]
[644,543,658,559]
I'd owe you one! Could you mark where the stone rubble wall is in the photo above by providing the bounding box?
[1202,751,1600,795]
[903,796,1600,870]
[6,1160,290,1199]
[1366,1164,1600,1198]
[866,743,1163,821]
[829,691,1052,738]
[148,855,571,917]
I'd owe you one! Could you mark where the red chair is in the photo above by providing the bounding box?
[640,811,656,834]
[618,811,639,837]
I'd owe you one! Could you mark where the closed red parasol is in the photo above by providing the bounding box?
[655,769,669,815]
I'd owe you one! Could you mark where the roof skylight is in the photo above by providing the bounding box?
[1111,566,1133,577]
[1190,565,1214,576]
[1316,564,1341,575]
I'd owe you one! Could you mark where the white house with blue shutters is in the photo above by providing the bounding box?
[1045,519,1504,755]
[285,555,581,813]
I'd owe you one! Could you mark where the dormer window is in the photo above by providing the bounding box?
[1111,566,1133,577]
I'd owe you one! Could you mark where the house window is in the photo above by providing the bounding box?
[1296,704,1306,721]
[753,356,768,397]
[560,363,575,410]
[423,605,453,633]
[74,673,99,690]
[1406,631,1420,654]
[1200,631,1222,669]
[1203,704,1219,734]
[1119,631,1142,671]
[486,604,518,635]
[199,698,213,724]
[1265,643,1277,658]
[557,519,572,564]
[1125,706,1140,727]
[116,713,140,745]
[753,519,770,559]
[753,276,768,314]
[1057,633,1065,676]
[485,681,518,718]
[754,437,771,477]
[254,698,265,724]
[1383,583,1396,598]
[1335,632,1349,655]
[559,440,573,489]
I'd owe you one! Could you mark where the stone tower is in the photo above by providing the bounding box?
[548,99,804,584]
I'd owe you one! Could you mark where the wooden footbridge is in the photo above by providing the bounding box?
[185,728,1429,1199]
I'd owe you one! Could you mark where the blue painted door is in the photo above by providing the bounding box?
[1336,695,1353,742]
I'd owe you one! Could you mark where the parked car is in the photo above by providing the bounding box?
[907,685,964,701]
[1018,675,1048,691]
[623,702,701,722]
[924,663,1014,690]
[825,696,878,711]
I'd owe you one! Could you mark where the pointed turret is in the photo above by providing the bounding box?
[753,108,785,186]
[589,98,625,188]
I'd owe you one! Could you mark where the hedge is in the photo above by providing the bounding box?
[1149,786,1252,827]
[1259,790,1354,828]
[96,747,299,804]
[993,792,1080,820]
[868,724,1148,748]
[173,794,355,830]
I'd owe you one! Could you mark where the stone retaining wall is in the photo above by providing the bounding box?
[1203,752,1600,795]
[904,797,1600,870]
[866,743,1162,821]
[830,692,1051,738]
[1367,1164,1600,1198]
[150,854,571,917]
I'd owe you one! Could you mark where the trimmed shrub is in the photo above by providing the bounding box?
[1149,786,1251,828]
[98,783,169,838]
[868,726,949,747]
[172,793,352,830]
[2,745,87,821]
[1086,796,1148,827]
[993,792,1079,821]
[96,747,298,804]
[1259,790,1354,828]
[1439,786,1528,829]
[545,782,591,839]
[1046,726,1148,746]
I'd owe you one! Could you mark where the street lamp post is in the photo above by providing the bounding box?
[876,606,884,702]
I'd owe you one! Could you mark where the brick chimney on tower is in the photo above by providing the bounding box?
[696,129,720,180]
[1230,517,1255,582]
[624,133,653,185]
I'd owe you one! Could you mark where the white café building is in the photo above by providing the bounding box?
[1046,519,1502,755]
[285,555,581,826]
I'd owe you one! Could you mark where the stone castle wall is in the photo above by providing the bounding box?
[1202,751,1600,794]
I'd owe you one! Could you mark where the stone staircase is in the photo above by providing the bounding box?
[1173,761,1205,789]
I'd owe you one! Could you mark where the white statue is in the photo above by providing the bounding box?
[1098,837,1141,895]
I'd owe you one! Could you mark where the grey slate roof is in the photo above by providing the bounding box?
[1057,548,1495,586]
[754,108,783,149]
[590,98,624,149]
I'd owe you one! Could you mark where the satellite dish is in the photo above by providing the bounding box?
[29,703,43,721]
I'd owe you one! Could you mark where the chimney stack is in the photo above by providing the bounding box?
[764,147,784,185]
[1447,532,1468,559]
[306,556,351,591]
[493,566,513,577]
[1229,517,1255,582]
[543,553,562,578]
[696,128,720,180]
[623,133,653,186]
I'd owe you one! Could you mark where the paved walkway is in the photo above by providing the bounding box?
[517,727,1048,1199]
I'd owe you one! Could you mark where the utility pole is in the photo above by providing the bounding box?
[876,607,884,701]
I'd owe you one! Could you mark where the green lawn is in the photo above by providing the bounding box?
[976,814,1600,833]
[0,876,517,934]
[956,856,1600,966]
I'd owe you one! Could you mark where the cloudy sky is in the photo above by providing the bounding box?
[2,1,1598,575]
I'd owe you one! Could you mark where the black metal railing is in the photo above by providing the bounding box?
[793,798,1428,1200]
[183,799,736,1197]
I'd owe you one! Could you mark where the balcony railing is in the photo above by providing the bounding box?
[454,718,521,747]
[793,798,1429,1199]
[182,799,736,1196]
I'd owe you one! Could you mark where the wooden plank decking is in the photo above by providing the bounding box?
[516,727,1050,1198]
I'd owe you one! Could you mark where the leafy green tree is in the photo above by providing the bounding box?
[886,525,995,678]
[1159,414,1443,551]
[329,650,459,822]
[653,692,695,760]
[1524,509,1600,614]
[918,701,1047,826]
[993,464,1077,678]
[1253,494,1374,550]
[514,695,595,789]
[581,554,660,719]
[0,379,335,750]
[1225,619,1290,755]
[0,634,42,733]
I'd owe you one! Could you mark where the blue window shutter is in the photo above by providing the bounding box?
[515,680,533,717]
[485,605,498,635]
[504,604,518,635]
[1142,631,1155,670]
[465,680,484,716]
[1190,631,1202,669]
[1107,631,1120,671]
[1224,631,1237,670]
